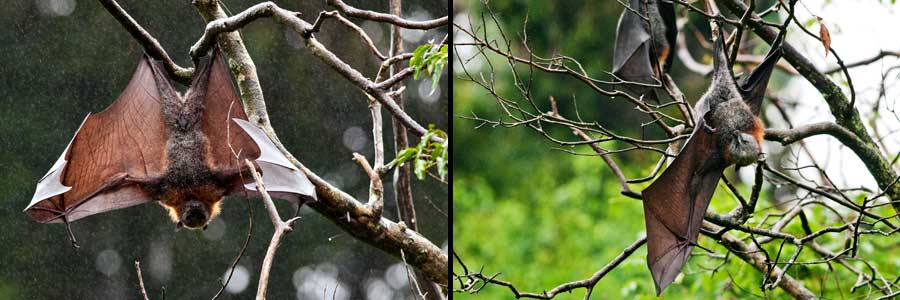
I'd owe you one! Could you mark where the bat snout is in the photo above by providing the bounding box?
[728,132,761,167]
[179,200,210,229]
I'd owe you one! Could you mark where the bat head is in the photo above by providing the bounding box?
[723,131,761,167]
[160,187,223,230]
[179,199,211,229]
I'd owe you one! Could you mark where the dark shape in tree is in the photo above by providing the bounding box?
[612,0,677,101]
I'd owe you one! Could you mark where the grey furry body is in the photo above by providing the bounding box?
[147,68,218,195]
[696,70,760,167]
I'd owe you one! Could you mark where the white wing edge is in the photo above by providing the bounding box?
[25,114,91,211]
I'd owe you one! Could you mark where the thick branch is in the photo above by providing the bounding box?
[191,1,444,144]
[765,122,860,146]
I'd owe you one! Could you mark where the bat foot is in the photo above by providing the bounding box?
[64,220,80,250]
[702,123,717,134]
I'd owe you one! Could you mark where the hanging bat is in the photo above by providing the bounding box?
[641,26,784,294]
[612,0,677,101]
[25,47,316,245]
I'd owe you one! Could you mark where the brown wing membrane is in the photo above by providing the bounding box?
[26,56,168,223]
[195,48,317,201]
[642,121,726,295]
[196,48,261,173]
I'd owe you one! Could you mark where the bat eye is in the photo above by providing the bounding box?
[180,200,210,229]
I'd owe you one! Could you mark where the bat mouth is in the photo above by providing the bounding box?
[179,200,210,229]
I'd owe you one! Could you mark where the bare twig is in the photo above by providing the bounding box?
[326,0,449,29]
[352,153,384,219]
[191,2,444,143]
[135,260,150,300]
[454,237,646,299]
[308,10,387,60]
[244,159,302,300]
[703,223,818,300]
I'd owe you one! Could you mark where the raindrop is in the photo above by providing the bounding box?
[35,0,76,17]
[95,249,122,277]
[342,126,367,152]
[294,264,349,300]
[284,28,303,49]
[223,265,251,294]
[417,79,441,104]
[316,263,339,278]
[384,263,409,290]
[365,278,393,300]
[361,21,384,47]
[292,266,313,289]
[400,9,431,44]
[202,218,227,241]
[148,240,173,283]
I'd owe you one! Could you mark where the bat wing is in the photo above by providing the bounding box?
[193,48,316,202]
[642,120,726,295]
[612,0,654,84]
[26,56,169,223]
[738,34,784,115]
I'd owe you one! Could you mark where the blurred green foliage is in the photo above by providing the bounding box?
[453,0,900,299]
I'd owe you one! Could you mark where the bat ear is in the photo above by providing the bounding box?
[708,22,742,102]
[710,24,734,84]
[175,221,184,231]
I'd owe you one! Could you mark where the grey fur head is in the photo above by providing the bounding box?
[727,132,760,167]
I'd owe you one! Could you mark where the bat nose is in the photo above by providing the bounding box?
[180,200,209,229]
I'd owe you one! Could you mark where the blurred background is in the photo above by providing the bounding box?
[454,0,900,299]
[0,0,447,299]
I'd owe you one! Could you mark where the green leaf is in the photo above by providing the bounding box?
[386,127,447,182]
[409,43,448,94]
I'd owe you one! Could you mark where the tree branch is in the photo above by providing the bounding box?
[703,223,817,300]
[97,0,192,83]
[718,0,900,214]
[185,0,448,288]
[244,160,301,300]
[326,0,448,29]
[454,237,646,299]
[190,1,444,144]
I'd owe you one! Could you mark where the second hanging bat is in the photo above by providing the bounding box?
[612,0,677,101]
[26,47,317,244]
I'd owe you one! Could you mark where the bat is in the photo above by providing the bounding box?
[25,47,317,245]
[612,0,677,101]
[641,26,783,294]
